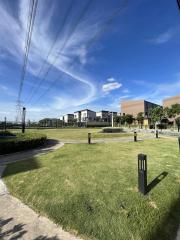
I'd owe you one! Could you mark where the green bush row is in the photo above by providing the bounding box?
[102,127,124,133]
[0,132,47,154]
[0,131,16,137]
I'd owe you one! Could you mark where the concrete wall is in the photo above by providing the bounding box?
[163,94,180,108]
[121,100,145,117]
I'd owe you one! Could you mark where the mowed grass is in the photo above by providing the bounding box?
[12,128,132,140]
[3,139,180,240]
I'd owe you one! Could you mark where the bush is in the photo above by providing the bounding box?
[0,132,47,154]
[157,123,167,130]
[0,131,16,137]
[102,127,124,133]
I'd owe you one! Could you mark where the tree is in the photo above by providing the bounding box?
[171,104,180,116]
[150,106,164,124]
[163,107,174,119]
[114,116,122,126]
[136,112,144,128]
[124,114,133,127]
[175,116,180,132]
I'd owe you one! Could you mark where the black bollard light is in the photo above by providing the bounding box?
[178,137,180,152]
[156,130,158,138]
[138,154,147,195]
[134,131,137,142]
[4,117,7,131]
[88,133,91,144]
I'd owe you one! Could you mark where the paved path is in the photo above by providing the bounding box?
[62,134,156,144]
[0,194,82,240]
[0,140,82,240]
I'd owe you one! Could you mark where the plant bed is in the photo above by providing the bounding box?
[0,132,47,155]
[0,131,16,138]
[102,127,124,133]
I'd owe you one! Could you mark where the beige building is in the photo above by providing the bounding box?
[163,94,180,108]
[121,99,160,118]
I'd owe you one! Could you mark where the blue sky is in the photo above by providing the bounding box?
[0,0,180,121]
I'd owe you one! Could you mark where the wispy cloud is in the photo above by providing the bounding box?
[149,29,175,44]
[102,82,122,93]
[107,77,116,82]
[0,0,121,111]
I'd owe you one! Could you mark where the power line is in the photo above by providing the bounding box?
[177,0,180,10]
[32,0,129,105]
[17,0,38,102]
[26,0,92,105]
[25,0,74,103]
[16,0,38,122]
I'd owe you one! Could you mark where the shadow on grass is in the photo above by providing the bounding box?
[149,197,180,240]
[2,157,41,177]
[147,171,168,194]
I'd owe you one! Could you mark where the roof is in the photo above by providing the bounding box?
[74,109,95,113]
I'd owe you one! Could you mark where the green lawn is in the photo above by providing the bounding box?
[3,138,180,240]
[12,128,132,140]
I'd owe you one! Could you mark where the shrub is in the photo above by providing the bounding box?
[157,123,167,130]
[102,127,124,133]
[0,131,16,137]
[0,132,47,154]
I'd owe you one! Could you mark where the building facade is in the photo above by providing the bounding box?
[80,109,96,122]
[121,100,160,118]
[63,114,74,123]
[74,109,96,122]
[163,94,180,108]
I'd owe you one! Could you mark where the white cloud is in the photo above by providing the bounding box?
[107,77,115,82]
[0,0,110,109]
[102,82,122,93]
[149,29,174,44]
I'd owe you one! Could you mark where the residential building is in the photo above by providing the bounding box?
[163,94,180,108]
[80,109,96,122]
[121,99,161,118]
[39,118,59,127]
[74,111,81,122]
[96,110,110,122]
[63,114,74,123]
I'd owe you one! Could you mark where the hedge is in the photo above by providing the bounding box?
[102,127,124,133]
[0,132,47,155]
[0,131,16,137]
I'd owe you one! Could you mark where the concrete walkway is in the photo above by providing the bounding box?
[0,194,82,240]
[0,139,82,240]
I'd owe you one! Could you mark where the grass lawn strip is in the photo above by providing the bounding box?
[3,138,180,240]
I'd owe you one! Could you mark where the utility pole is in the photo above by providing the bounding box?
[22,107,26,133]
[4,117,7,131]
[112,112,114,127]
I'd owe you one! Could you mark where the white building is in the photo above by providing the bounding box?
[63,114,74,123]
[74,109,96,122]
[96,110,118,122]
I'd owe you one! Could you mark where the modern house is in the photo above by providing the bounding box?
[163,94,180,108]
[74,111,81,123]
[80,109,96,122]
[121,99,161,118]
[63,114,74,124]
[96,110,110,122]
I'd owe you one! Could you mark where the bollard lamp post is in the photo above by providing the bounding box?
[88,133,91,144]
[134,131,137,142]
[138,154,147,195]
